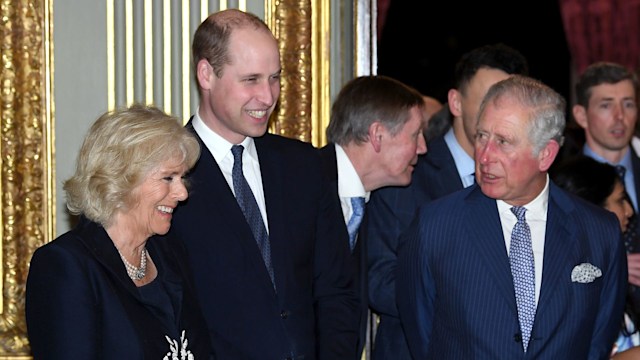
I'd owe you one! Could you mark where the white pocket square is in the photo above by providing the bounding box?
[571,263,602,283]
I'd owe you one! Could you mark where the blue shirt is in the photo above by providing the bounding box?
[444,128,475,188]
[583,145,638,211]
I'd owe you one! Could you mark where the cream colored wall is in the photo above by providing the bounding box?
[54,0,109,236]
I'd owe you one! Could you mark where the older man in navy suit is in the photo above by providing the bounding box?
[171,9,358,360]
[397,75,627,359]
[366,43,529,359]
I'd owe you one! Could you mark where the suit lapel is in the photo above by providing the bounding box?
[534,184,575,319]
[75,219,142,297]
[425,136,464,195]
[188,125,277,294]
[465,189,518,314]
[254,135,287,294]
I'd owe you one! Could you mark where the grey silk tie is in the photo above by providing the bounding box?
[510,206,536,352]
[231,145,275,288]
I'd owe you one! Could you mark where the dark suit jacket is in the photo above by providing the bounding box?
[318,144,367,358]
[171,124,358,360]
[366,134,462,359]
[26,217,212,359]
[397,183,627,359]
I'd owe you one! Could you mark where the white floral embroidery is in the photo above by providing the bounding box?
[163,330,194,360]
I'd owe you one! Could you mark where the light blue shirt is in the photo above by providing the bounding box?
[583,145,638,211]
[444,128,475,187]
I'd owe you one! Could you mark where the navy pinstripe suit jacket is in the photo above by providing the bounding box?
[397,183,627,359]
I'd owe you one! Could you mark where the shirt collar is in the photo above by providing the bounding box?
[193,107,257,163]
[444,128,475,179]
[496,175,550,221]
[335,144,369,201]
[583,143,633,170]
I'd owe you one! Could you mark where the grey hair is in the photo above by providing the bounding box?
[326,75,425,145]
[478,75,566,156]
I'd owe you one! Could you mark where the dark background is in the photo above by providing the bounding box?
[377,0,572,105]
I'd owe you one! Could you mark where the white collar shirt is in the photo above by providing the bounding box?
[335,144,370,225]
[496,175,550,305]
[192,108,269,232]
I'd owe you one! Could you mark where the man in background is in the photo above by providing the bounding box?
[319,75,426,357]
[571,61,640,311]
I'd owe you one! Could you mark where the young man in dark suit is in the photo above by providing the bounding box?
[318,75,426,358]
[170,9,358,359]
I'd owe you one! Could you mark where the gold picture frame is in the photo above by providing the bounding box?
[266,0,331,146]
[0,0,55,357]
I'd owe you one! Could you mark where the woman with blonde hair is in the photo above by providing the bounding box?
[26,104,212,358]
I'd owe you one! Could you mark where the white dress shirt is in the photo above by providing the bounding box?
[192,109,269,232]
[497,175,550,305]
[335,144,370,225]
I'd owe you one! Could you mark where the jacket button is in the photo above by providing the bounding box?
[280,310,289,319]
[514,333,522,342]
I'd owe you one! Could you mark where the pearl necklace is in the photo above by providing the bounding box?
[118,247,147,281]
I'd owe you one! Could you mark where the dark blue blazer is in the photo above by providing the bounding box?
[318,144,367,358]
[397,183,628,359]
[170,123,358,360]
[366,134,462,359]
[26,218,212,359]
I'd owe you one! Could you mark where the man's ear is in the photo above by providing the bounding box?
[369,121,384,152]
[572,104,588,129]
[448,89,462,117]
[196,59,215,90]
[539,139,560,172]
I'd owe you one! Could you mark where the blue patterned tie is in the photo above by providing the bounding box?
[510,206,536,352]
[347,197,365,252]
[231,145,275,288]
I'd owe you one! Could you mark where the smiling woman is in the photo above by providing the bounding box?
[24,105,212,358]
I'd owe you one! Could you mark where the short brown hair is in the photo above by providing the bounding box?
[192,9,272,78]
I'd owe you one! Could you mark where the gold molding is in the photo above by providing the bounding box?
[266,0,330,146]
[0,0,55,356]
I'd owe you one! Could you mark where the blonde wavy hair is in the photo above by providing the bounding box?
[64,104,200,227]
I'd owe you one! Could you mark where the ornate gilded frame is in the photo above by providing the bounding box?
[0,0,55,357]
[266,0,330,146]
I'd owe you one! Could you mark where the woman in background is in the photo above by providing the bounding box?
[26,104,212,358]
[552,156,638,358]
